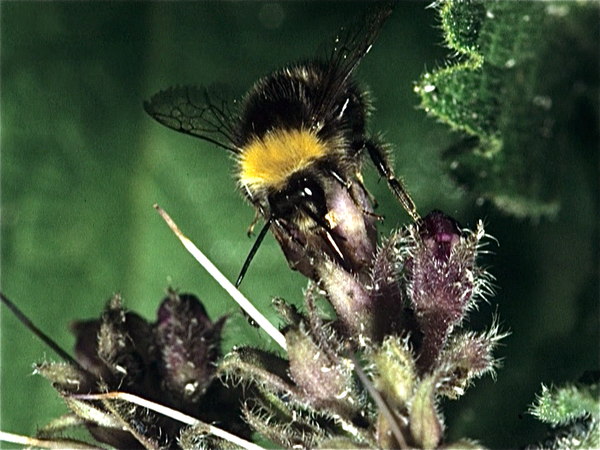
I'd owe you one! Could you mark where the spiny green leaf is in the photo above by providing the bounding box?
[531,383,599,426]
[416,0,598,219]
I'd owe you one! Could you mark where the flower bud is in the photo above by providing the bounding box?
[371,336,417,409]
[409,376,444,449]
[155,291,227,402]
[404,210,485,371]
[435,325,505,399]
[286,323,361,418]
[95,295,155,387]
[316,258,374,340]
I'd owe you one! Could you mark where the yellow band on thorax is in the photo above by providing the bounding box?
[239,129,328,191]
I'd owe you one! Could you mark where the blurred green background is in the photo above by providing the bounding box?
[1,2,597,448]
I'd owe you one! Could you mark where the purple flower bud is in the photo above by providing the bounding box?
[155,291,226,402]
[98,305,155,387]
[405,210,485,371]
[420,209,462,261]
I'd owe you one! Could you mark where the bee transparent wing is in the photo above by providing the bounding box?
[144,86,240,154]
[317,1,395,116]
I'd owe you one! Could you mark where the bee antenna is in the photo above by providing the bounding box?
[0,291,84,370]
[236,217,272,288]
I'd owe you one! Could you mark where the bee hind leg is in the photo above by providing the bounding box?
[364,139,420,222]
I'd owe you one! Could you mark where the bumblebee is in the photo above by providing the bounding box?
[144,2,419,286]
